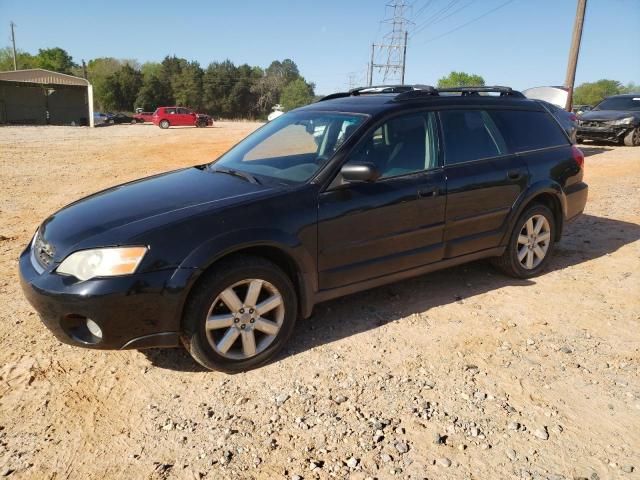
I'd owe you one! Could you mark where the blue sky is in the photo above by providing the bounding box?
[1,0,638,94]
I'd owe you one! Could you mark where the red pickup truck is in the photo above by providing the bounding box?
[152,107,213,129]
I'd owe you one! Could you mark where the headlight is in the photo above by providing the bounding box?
[609,117,634,126]
[57,246,148,281]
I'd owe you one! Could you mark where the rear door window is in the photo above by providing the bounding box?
[439,110,507,165]
[165,108,176,115]
[489,110,569,152]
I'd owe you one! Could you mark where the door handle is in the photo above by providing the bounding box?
[507,170,522,180]
[418,186,440,198]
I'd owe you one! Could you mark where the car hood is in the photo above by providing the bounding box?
[39,167,276,261]
[579,110,639,121]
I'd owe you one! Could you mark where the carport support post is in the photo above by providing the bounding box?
[87,84,95,127]
[564,0,587,111]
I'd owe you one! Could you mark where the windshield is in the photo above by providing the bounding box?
[594,96,640,111]
[210,111,366,183]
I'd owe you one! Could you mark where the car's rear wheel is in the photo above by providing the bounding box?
[492,204,556,279]
[182,255,298,372]
[131,119,137,124]
[623,127,640,147]
[159,119,170,129]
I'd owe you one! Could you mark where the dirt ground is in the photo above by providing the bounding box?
[0,123,638,480]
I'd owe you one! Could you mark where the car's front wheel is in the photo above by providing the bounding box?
[182,255,298,372]
[623,127,640,147]
[492,204,556,278]
[159,119,170,129]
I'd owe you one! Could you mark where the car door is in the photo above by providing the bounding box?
[439,109,529,258]
[317,111,446,290]
[175,108,190,126]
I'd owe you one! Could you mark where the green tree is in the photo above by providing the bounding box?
[280,78,314,111]
[101,65,143,111]
[34,47,76,74]
[573,79,623,106]
[173,61,203,109]
[82,57,124,110]
[621,82,640,94]
[437,71,485,88]
[135,74,173,111]
[0,46,36,70]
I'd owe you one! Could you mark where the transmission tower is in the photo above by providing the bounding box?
[368,0,413,86]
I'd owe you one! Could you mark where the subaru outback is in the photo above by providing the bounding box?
[19,85,588,372]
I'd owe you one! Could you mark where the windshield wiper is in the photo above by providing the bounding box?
[211,166,261,185]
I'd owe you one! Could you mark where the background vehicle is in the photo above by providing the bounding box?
[93,112,110,126]
[107,112,135,124]
[20,85,587,372]
[572,104,592,115]
[577,94,640,146]
[267,104,284,121]
[535,99,578,143]
[132,111,154,124]
[152,107,214,129]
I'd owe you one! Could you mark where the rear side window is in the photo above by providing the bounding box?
[489,110,569,152]
[439,110,507,165]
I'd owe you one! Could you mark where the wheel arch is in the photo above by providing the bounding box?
[503,183,566,245]
[177,236,316,329]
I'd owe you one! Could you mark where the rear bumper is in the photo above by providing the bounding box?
[18,247,192,350]
[577,124,632,142]
[565,181,588,221]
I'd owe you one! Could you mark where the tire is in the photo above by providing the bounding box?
[159,119,170,129]
[491,204,556,279]
[182,255,298,373]
[131,119,137,124]
[623,127,640,147]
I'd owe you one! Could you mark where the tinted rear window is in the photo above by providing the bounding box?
[440,110,507,165]
[490,110,568,152]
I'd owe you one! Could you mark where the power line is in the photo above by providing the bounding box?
[412,0,476,37]
[414,0,518,45]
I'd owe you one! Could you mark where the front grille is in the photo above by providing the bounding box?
[584,121,603,127]
[33,231,55,268]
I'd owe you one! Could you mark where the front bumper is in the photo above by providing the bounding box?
[18,246,193,350]
[577,124,633,142]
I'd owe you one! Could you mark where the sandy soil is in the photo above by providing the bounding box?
[0,124,638,480]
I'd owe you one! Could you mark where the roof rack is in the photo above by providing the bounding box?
[317,85,525,103]
[437,86,525,98]
[318,84,437,102]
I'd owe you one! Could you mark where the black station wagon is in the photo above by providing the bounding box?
[20,85,588,372]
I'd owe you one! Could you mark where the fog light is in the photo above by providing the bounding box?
[85,319,103,339]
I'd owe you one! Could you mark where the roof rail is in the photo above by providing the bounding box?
[437,86,525,98]
[317,84,524,103]
[318,84,437,102]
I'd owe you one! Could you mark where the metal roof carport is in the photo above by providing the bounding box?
[0,69,95,127]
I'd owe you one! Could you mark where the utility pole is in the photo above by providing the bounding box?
[564,0,587,111]
[82,59,88,79]
[10,21,18,70]
[368,44,374,86]
[401,30,408,84]
[369,1,413,85]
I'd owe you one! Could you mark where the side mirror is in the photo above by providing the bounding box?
[341,163,380,183]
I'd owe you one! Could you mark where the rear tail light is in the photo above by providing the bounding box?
[571,145,584,169]
[569,113,577,122]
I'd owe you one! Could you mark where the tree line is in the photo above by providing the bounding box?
[0,47,315,119]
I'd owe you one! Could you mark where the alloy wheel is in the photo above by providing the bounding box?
[517,214,551,270]
[205,279,284,360]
